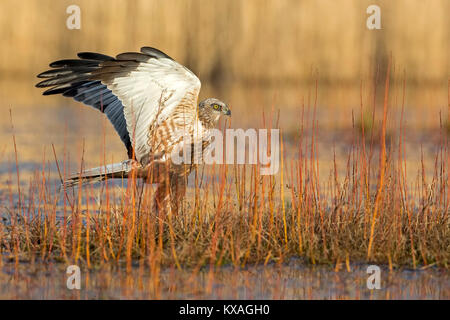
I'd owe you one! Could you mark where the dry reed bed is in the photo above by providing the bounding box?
[0,0,448,84]
[0,65,449,277]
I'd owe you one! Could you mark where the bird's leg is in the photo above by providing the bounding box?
[154,179,171,217]
[153,173,187,216]
[170,176,187,214]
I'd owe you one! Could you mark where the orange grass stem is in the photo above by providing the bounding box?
[367,56,391,259]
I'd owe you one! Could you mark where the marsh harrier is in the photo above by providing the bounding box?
[36,46,231,212]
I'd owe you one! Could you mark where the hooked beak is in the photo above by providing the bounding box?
[224,107,231,116]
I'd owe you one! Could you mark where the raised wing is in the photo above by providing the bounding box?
[36,47,201,162]
[94,47,201,162]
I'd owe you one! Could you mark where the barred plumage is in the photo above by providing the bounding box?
[37,46,231,213]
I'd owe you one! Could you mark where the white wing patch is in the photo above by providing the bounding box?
[101,57,201,162]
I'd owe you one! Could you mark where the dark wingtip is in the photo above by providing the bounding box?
[140,47,173,60]
[77,52,115,61]
[49,59,99,68]
[35,79,48,88]
[42,85,71,95]
[37,71,49,79]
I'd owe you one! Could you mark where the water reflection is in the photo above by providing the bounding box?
[0,258,447,299]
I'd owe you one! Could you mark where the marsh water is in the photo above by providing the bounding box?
[1,258,448,299]
[0,82,448,299]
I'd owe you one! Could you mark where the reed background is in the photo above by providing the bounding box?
[0,0,448,104]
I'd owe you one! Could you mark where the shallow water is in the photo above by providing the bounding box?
[0,258,448,299]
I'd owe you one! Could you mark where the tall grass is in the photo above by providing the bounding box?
[1,67,448,279]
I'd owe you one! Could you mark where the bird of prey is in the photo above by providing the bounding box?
[36,46,231,212]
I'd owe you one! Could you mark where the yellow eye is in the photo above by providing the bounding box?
[213,104,221,110]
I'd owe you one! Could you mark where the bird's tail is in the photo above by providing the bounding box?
[63,160,134,188]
